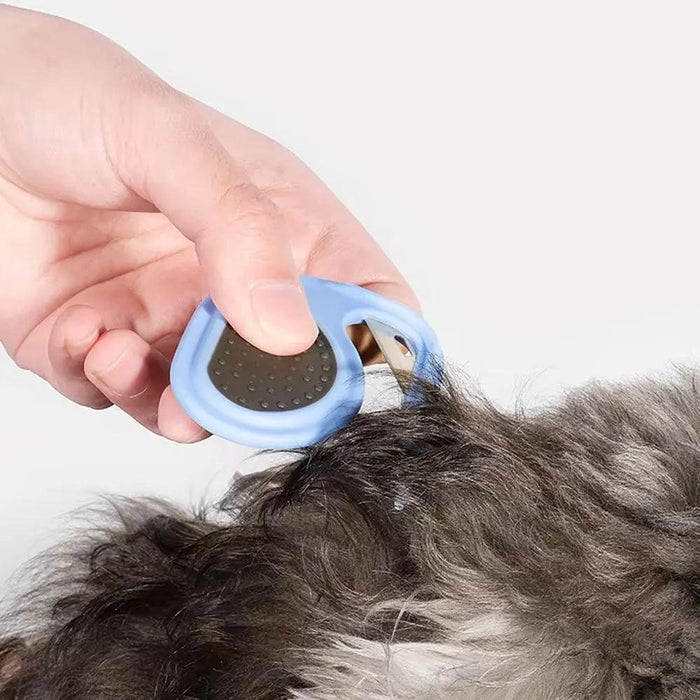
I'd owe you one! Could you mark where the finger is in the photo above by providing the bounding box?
[83,329,169,433]
[157,386,210,444]
[306,225,421,311]
[198,103,420,313]
[151,333,181,363]
[108,86,317,355]
[361,279,421,312]
[48,305,111,409]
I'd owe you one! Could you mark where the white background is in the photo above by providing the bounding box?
[1,1,699,591]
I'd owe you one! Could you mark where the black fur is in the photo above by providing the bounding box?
[2,372,700,698]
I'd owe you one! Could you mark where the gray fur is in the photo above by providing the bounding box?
[1,370,700,698]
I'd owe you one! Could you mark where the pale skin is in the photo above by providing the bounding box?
[0,6,417,442]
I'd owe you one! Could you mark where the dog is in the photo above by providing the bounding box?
[1,370,700,699]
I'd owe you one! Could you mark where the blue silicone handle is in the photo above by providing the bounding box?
[170,275,443,448]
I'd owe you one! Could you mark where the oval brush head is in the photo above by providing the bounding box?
[207,326,337,412]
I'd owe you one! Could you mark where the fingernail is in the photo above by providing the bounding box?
[250,280,317,349]
[183,427,209,444]
[91,349,149,398]
[65,328,99,360]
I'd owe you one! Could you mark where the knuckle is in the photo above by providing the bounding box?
[198,185,282,243]
[219,182,280,228]
[232,207,280,236]
[225,181,269,210]
[307,222,343,264]
[232,212,285,251]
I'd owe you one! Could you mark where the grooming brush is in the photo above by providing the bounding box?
[170,275,442,448]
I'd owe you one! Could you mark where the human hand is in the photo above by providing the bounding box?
[0,6,416,442]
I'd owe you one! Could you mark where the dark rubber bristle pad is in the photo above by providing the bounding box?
[207,325,338,412]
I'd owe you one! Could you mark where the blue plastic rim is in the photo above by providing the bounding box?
[170,275,443,448]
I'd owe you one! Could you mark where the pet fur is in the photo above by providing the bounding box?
[1,371,700,699]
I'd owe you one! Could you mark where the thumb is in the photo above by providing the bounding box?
[110,86,317,355]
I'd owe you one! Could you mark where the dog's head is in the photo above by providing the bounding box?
[2,374,700,699]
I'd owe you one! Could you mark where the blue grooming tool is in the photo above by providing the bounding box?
[170,275,442,448]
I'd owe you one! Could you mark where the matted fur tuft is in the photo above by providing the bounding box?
[2,371,700,698]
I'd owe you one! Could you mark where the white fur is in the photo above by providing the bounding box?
[293,610,593,700]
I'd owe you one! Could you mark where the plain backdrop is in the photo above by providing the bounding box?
[1,1,699,592]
